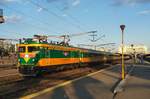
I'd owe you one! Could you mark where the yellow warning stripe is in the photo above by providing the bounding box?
[17,44,88,52]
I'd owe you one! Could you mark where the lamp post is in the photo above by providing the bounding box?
[131,44,135,64]
[120,25,125,80]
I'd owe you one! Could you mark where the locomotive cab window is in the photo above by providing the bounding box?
[18,46,25,52]
[28,46,39,52]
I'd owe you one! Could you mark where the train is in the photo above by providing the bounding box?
[17,36,131,76]
[142,54,150,62]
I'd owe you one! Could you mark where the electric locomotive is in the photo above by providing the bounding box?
[17,35,131,76]
[17,35,115,76]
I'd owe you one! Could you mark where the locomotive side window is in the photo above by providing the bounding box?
[28,46,39,52]
[18,46,25,52]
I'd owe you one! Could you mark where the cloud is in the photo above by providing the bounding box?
[47,0,61,3]
[5,15,22,23]
[138,9,150,15]
[112,0,150,6]
[47,0,80,11]
[0,0,19,4]
[37,7,43,12]
[47,0,69,11]
[0,0,25,5]
[72,0,80,6]
[62,13,68,17]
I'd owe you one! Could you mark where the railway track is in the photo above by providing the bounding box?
[0,64,109,99]
[0,69,22,86]
[0,73,23,86]
[0,65,17,71]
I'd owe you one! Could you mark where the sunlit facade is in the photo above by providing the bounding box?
[118,45,148,54]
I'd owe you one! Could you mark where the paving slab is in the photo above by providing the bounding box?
[115,65,150,99]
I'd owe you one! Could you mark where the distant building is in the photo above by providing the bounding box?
[0,40,15,53]
[118,45,148,54]
[97,47,109,52]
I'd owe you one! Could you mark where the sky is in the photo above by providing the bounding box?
[0,0,150,52]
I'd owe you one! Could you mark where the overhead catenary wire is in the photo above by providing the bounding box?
[54,0,100,31]
[28,0,85,31]
[0,1,95,41]
[0,4,61,33]
[54,5,89,30]
[1,22,55,38]
[0,27,22,37]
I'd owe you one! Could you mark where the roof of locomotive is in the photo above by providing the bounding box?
[18,39,113,55]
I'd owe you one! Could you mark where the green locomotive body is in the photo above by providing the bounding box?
[17,37,130,76]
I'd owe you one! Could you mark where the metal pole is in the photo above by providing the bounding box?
[134,49,136,64]
[121,30,125,79]
[95,45,96,50]
[131,44,134,64]
[120,25,125,80]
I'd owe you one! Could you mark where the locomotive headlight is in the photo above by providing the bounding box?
[32,59,35,62]
[25,54,29,58]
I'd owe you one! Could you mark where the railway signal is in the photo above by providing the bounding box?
[120,25,126,80]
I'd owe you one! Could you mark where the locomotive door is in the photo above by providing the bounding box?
[79,51,83,64]
[44,47,49,65]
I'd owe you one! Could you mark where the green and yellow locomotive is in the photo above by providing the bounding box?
[17,35,130,76]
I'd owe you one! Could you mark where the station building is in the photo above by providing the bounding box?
[118,45,148,54]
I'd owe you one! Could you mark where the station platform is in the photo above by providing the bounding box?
[21,64,150,99]
[115,64,150,99]
[21,65,125,99]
